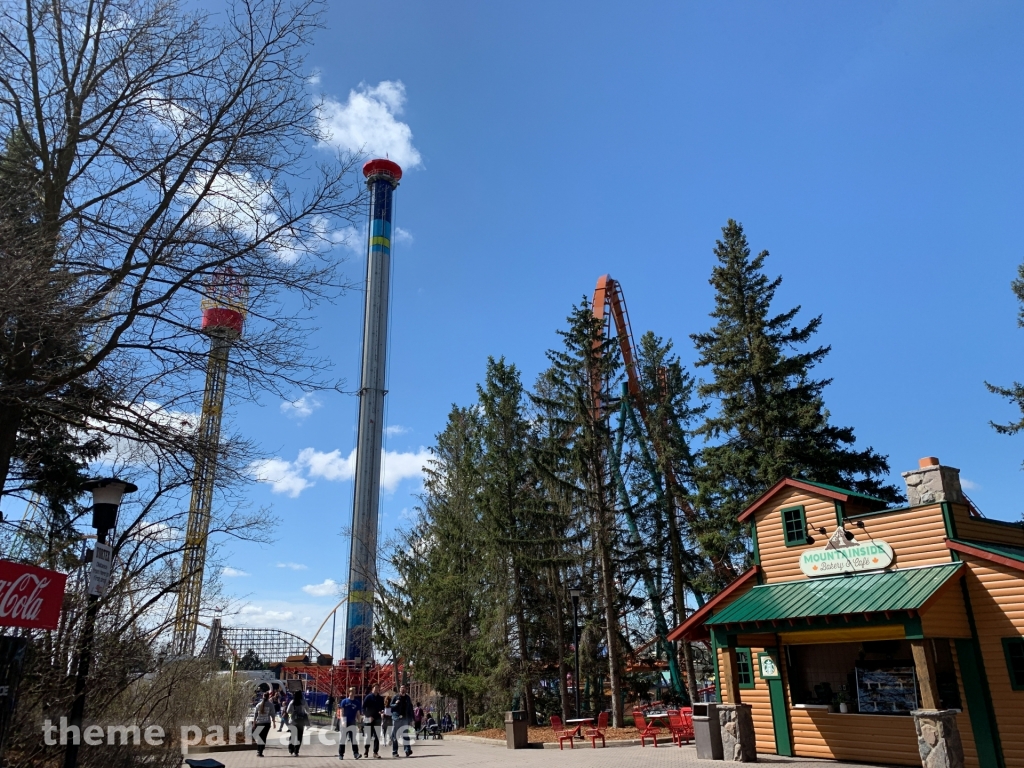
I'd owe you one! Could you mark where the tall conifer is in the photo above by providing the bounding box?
[691,220,901,579]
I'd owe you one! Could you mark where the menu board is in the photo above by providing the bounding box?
[855,664,918,714]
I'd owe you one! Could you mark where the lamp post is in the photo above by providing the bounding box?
[64,478,136,768]
[569,588,581,717]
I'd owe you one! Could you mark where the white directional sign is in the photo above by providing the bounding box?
[88,543,114,596]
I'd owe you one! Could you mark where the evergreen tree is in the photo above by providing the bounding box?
[477,357,548,724]
[532,298,627,726]
[691,220,901,584]
[986,259,1024,457]
[380,405,498,728]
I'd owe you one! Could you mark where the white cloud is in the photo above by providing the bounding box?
[384,425,409,437]
[379,448,431,492]
[302,578,340,597]
[277,562,308,571]
[237,604,295,626]
[961,478,979,491]
[222,567,250,577]
[318,81,422,169]
[250,457,311,497]
[253,446,430,497]
[394,227,413,245]
[281,394,322,420]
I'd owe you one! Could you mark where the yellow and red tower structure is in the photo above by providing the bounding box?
[173,270,246,656]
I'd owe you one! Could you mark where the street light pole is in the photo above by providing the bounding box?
[64,478,136,768]
[569,589,581,718]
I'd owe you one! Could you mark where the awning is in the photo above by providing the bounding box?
[705,563,962,630]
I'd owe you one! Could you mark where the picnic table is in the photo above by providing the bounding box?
[564,717,594,739]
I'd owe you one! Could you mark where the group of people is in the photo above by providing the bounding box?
[249,682,458,758]
[251,689,311,757]
[335,683,423,759]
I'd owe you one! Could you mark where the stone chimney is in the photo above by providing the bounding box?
[902,457,965,506]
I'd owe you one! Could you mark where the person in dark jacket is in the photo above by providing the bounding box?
[361,684,386,758]
[390,685,414,757]
[287,691,311,755]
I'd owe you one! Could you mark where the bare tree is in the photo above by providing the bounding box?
[0,0,366,497]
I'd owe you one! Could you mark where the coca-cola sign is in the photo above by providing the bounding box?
[0,560,67,630]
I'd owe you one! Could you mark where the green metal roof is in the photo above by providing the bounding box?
[797,479,889,506]
[956,539,1024,563]
[705,563,962,627]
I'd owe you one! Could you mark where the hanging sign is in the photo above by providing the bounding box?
[87,543,114,596]
[758,654,780,680]
[799,528,894,577]
[0,560,67,629]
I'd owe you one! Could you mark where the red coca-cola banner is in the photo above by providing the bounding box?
[0,560,67,630]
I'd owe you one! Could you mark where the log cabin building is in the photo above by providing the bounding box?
[669,457,1024,768]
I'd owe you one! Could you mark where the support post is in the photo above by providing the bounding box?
[721,645,742,705]
[911,640,940,710]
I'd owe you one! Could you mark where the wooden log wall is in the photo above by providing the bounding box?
[962,554,1024,767]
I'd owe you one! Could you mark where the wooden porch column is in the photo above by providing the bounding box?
[720,645,742,704]
[910,639,940,710]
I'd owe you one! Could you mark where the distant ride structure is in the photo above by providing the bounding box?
[345,158,403,662]
[173,269,246,656]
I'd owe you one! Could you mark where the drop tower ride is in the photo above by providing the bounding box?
[345,158,402,661]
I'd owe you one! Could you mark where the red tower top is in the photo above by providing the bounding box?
[200,267,247,339]
[362,158,403,182]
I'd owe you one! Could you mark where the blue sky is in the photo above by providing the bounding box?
[211,0,1024,654]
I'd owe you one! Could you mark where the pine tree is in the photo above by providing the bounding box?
[477,357,548,724]
[380,405,499,728]
[691,220,901,585]
[531,298,627,726]
[986,260,1024,457]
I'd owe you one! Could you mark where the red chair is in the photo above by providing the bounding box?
[668,710,694,746]
[632,710,660,747]
[585,712,608,748]
[549,715,575,750]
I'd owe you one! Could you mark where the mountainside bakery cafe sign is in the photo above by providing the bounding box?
[799,528,894,578]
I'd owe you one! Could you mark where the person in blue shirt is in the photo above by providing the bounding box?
[338,687,362,759]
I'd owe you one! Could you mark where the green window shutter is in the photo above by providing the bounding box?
[1002,637,1024,691]
[736,648,755,689]
[781,506,808,547]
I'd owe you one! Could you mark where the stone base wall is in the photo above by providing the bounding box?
[717,703,756,762]
[912,709,964,768]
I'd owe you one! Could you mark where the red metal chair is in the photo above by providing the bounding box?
[632,710,660,747]
[549,715,575,750]
[668,710,694,746]
[585,712,608,748]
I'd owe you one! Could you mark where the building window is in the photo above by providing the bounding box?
[781,506,808,547]
[1002,637,1024,690]
[736,648,755,689]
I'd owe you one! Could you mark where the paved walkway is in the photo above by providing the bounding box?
[187,728,900,768]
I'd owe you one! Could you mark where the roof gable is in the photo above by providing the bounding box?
[737,477,888,523]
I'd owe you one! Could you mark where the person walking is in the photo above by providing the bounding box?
[381,692,393,749]
[361,684,385,759]
[338,687,362,760]
[327,693,336,723]
[287,690,311,756]
[253,692,275,758]
[277,690,290,732]
[390,685,414,758]
[412,702,424,740]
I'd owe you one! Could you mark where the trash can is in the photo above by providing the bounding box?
[504,710,529,749]
[693,702,724,760]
